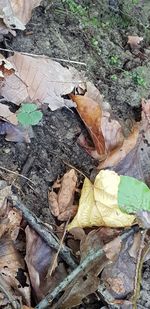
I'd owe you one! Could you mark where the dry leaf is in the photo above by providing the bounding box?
[55,229,121,309]
[127,35,143,49]
[100,122,139,169]
[111,99,150,186]
[25,226,67,301]
[0,233,31,305]
[0,103,18,124]
[48,169,78,221]
[0,0,42,31]
[0,52,81,109]
[101,111,124,152]
[102,231,141,299]
[68,170,135,230]
[70,94,106,159]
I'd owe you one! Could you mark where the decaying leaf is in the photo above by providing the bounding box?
[0,182,22,239]
[0,0,42,31]
[109,99,150,187]
[48,169,78,221]
[68,170,135,230]
[55,229,121,309]
[101,231,141,299]
[0,52,81,109]
[25,226,67,301]
[0,103,18,124]
[0,233,31,306]
[127,35,143,49]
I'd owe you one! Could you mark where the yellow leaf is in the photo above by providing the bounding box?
[68,170,135,230]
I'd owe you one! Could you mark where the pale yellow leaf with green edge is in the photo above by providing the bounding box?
[68,170,135,230]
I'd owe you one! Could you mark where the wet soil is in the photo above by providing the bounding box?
[1,0,150,308]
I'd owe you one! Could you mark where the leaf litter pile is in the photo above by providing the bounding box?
[0,1,150,309]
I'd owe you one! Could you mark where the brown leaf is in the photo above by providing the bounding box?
[0,52,81,109]
[109,100,150,186]
[25,226,67,301]
[0,103,18,124]
[0,0,42,31]
[127,35,143,49]
[48,169,77,221]
[70,94,106,159]
[101,232,141,299]
[100,122,139,169]
[0,183,22,239]
[101,111,124,152]
[55,229,121,309]
[0,233,31,305]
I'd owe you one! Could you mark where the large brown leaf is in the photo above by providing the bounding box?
[0,53,80,109]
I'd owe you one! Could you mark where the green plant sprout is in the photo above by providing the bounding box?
[111,74,118,81]
[132,71,146,87]
[17,103,43,127]
[109,55,120,65]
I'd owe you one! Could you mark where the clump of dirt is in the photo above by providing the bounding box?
[1,0,150,308]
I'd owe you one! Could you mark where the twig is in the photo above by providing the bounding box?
[132,230,147,309]
[9,196,77,270]
[47,219,69,277]
[0,273,20,309]
[35,226,139,309]
[63,160,88,179]
[0,47,86,66]
[0,166,34,185]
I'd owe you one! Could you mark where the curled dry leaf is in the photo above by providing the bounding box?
[48,169,78,221]
[71,94,125,160]
[0,52,81,109]
[0,233,31,306]
[70,94,106,159]
[25,226,67,301]
[127,35,143,49]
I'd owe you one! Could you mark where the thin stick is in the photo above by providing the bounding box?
[63,160,88,179]
[35,227,138,309]
[132,230,147,309]
[0,47,86,66]
[47,219,69,277]
[10,196,77,270]
[0,166,34,185]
